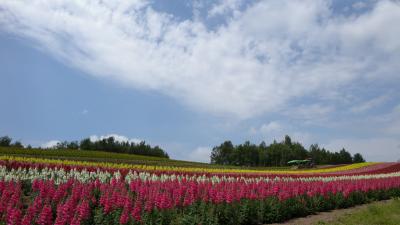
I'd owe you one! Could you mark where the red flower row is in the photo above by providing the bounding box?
[1,175,400,225]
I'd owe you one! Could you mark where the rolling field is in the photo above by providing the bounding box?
[0,148,400,225]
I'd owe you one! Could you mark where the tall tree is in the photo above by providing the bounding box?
[353,153,365,163]
[0,136,12,147]
[211,136,366,167]
[210,141,234,165]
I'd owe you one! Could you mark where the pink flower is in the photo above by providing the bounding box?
[7,207,22,225]
[119,209,130,224]
[131,200,142,222]
[37,205,52,225]
[77,200,90,221]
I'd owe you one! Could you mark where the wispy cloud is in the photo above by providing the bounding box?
[1,0,400,120]
[41,140,60,148]
[350,95,390,113]
[284,104,334,123]
[259,121,283,134]
[352,2,368,10]
[250,121,313,145]
[208,0,244,18]
[186,146,212,163]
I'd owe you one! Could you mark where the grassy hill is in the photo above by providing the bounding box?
[0,147,205,167]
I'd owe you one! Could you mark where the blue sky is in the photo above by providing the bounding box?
[1,0,400,162]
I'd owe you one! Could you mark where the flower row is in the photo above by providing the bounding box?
[1,176,400,225]
[2,164,400,185]
[0,155,378,175]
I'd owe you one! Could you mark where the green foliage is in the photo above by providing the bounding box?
[324,198,400,225]
[78,137,168,158]
[12,141,24,148]
[0,134,169,159]
[211,141,234,165]
[79,137,169,158]
[93,207,105,225]
[0,136,26,149]
[0,136,12,147]
[353,153,366,163]
[211,135,359,167]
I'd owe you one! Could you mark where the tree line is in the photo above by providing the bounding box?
[210,135,365,167]
[0,135,169,159]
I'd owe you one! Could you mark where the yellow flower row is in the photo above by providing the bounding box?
[0,155,378,175]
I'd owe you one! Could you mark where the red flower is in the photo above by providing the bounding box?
[37,205,52,225]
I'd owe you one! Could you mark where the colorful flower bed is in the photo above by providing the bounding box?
[0,156,400,225]
[0,155,381,175]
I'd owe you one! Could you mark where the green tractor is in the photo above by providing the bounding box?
[287,159,315,169]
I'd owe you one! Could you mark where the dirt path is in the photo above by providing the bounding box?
[268,199,393,225]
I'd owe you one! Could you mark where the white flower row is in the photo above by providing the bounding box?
[1,165,399,185]
[124,170,400,184]
[0,166,120,184]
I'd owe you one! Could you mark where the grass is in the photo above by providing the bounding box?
[0,147,169,161]
[0,147,204,167]
[315,198,400,225]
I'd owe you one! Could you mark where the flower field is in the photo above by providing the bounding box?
[1,156,400,225]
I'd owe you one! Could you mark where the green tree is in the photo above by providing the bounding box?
[258,141,268,166]
[13,141,24,148]
[339,148,353,164]
[267,142,285,167]
[211,141,234,165]
[352,153,365,163]
[80,138,93,150]
[0,136,12,147]
[67,141,79,149]
[284,135,292,146]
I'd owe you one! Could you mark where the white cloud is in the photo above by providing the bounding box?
[259,121,283,134]
[186,146,212,163]
[208,0,244,18]
[41,140,60,148]
[380,104,400,135]
[350,95,390,113]
[325,138,400,162]
[89,134,141,144]
[249,121,283,137]
[284,104,334,122]
[81,109,89,115]
[352,2,368,10]
[1,0,400,119]
[251,121,313,146]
